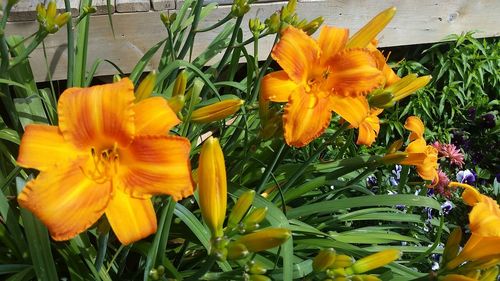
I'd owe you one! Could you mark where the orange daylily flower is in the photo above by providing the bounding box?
[398,116,439,183]
[261,26,384,147]
[17,78,194,244]
[445,183,500,269]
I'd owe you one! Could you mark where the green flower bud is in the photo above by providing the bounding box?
[242,207,267,231]
[313,248,337,272]
[227,242,249,260]
[227,190,255,229]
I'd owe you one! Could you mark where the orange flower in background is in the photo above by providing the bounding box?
[260,25,384,147]
[17,78,194,244]
[446,182,500,269]
[399,116,439,183]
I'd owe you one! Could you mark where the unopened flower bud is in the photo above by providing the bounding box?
[265,12,281,34]
[191,98,244,123]
[167,95,185,114]
[281,0,296,21]
[480,266,499,281]
[113,74,122,82]
[227,242,249,260]
[54,11,71,27]
[242,207,267,231]
[387,139,403,154]
[248,275,271,281]
[235,228,291,252]
[249,18,265,36]
[380,152,408,165]
[368,91,394,108]
[301,16,324,35]
[246,260,267,275]
[83,6,97,14]
[172,71,187,97]
[313,248,337,272]
[330,255,354,268]
[231,0,250,17]
[227,190,255,229]
[46,1,57,19]
[346,7,396,48]
[135,70,157,101]
[198,137,227,238]
[346,249,401,275]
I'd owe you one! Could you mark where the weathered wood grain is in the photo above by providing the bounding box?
[151,0,176,11]
[116,0,151,12]
[5,0,500,81]
[9,0,80,22]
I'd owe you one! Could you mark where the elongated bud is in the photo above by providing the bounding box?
[46,1,57,20]
[135,71,157,101]
[313,248,337,272]
[281,0,297,21]
[198,137,227,238]
[386,75,431,103]
[328,268,347,277]
[331,255,354,268]
[167,95,185,114]
[302,16,324,35]
[380,152,408,165]
[246,260,267,275]
[172,71,187,97]
[387,139,403,154]
[368,91,393,108]
[242,207,267,231]
[227,242,249,260]
[346,249,401,275]
[248,275,271,281]
[441,274,477,281]
[54,12,71,28]
[443,227,462,264]
[83,6,97,14]
[480,266,499,281]
[113,74,122,82]
[228,190,255,229]
[236,228,291,252]
[36,3,46,23]
[346,7,397,48]
[191,98,244,123]
[265,12,281,34]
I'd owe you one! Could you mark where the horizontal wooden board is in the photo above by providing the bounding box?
[5,0,500,81]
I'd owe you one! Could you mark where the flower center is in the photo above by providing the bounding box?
[81,143,120,184]
[306,68,331,96]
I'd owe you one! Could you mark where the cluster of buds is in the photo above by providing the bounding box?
[249,18,266,37]
[160,11,177,28]
[231,0,254,17]
[148,265,166,280]
[312,248,401,280]
[36,1,71,34]
[243,260,271,281]
[264,0,324,35]
[197,140,292,262]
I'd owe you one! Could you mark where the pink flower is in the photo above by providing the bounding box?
[432,141,465,168]
[433,169,452,198]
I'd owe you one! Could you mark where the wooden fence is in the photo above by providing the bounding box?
[5,0,500,81]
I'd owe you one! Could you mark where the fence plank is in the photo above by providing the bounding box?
[5,0,500,81]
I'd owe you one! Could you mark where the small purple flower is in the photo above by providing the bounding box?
[467,108,476,120]
[366,175,377,187]
[457,169,476,184]
[479,113,496,129]
[441,201,453,215]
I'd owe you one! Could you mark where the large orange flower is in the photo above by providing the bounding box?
[17,78,194,244]
[399,116,439,183]
[446,182,500,269]
[260,26,384,147]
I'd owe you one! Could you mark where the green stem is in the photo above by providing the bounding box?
[9,31,48,70]
[195,14,233,33]
[215,16,243,75]
[8,32,37,51]
[177,0,204,60]
[64,0,75,88]
[185,255,217,281]
[257,142,288,193]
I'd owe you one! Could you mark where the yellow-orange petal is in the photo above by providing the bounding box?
[326,49,384,96]
[58,78,135,149]
[317,26,349,64]
[404,116,425,141]
[105,188,156,244]
[371,49,400,87]
[357,113,381,147]
[330,96,369,128]
[272,26,320,84]
[17,124,83,171]
[260,71,299,102]
[448,234,500,269]
[117,135,194,201]
[469,195,500,237]
[134,97,180,135]
[17,160,111,241]
[283,90,332,147]
[449,182,483,206]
